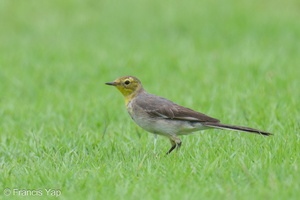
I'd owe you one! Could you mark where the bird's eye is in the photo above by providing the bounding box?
[124,80,130,85]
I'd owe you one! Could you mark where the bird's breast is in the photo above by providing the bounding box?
[126,100,133,113]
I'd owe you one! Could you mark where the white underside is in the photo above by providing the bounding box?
[127,100,211,138]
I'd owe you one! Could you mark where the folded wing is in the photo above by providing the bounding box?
[135,93,220,123]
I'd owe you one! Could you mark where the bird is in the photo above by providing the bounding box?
[105,75,273,154]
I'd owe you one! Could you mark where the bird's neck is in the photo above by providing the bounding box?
[125,88,145,105]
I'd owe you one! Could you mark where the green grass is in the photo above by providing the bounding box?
[1,0,300,199]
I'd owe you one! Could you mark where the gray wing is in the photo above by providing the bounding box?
[135,93,220,123]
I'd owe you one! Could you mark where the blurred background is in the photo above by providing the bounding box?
[0,0,299,199]
[1,0,299,132]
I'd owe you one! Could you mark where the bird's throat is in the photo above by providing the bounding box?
[124,88,144,105]
[125,92,138,105]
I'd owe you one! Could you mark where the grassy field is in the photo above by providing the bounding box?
[1,0,299,199]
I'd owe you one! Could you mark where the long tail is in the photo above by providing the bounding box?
[204,122,273,136]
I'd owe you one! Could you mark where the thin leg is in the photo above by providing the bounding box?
[166,143,176,155]
[166,137,182,155]
[153,134,158,152]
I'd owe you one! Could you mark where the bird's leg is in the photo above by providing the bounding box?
[153,134,158,152]
[166,137,182,155]
[166,141,176,155]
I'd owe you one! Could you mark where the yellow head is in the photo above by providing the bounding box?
[105,76,144,104]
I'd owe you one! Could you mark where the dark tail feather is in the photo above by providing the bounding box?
[204,122,273,136]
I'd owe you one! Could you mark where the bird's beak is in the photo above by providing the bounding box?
[105,81,117,86]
